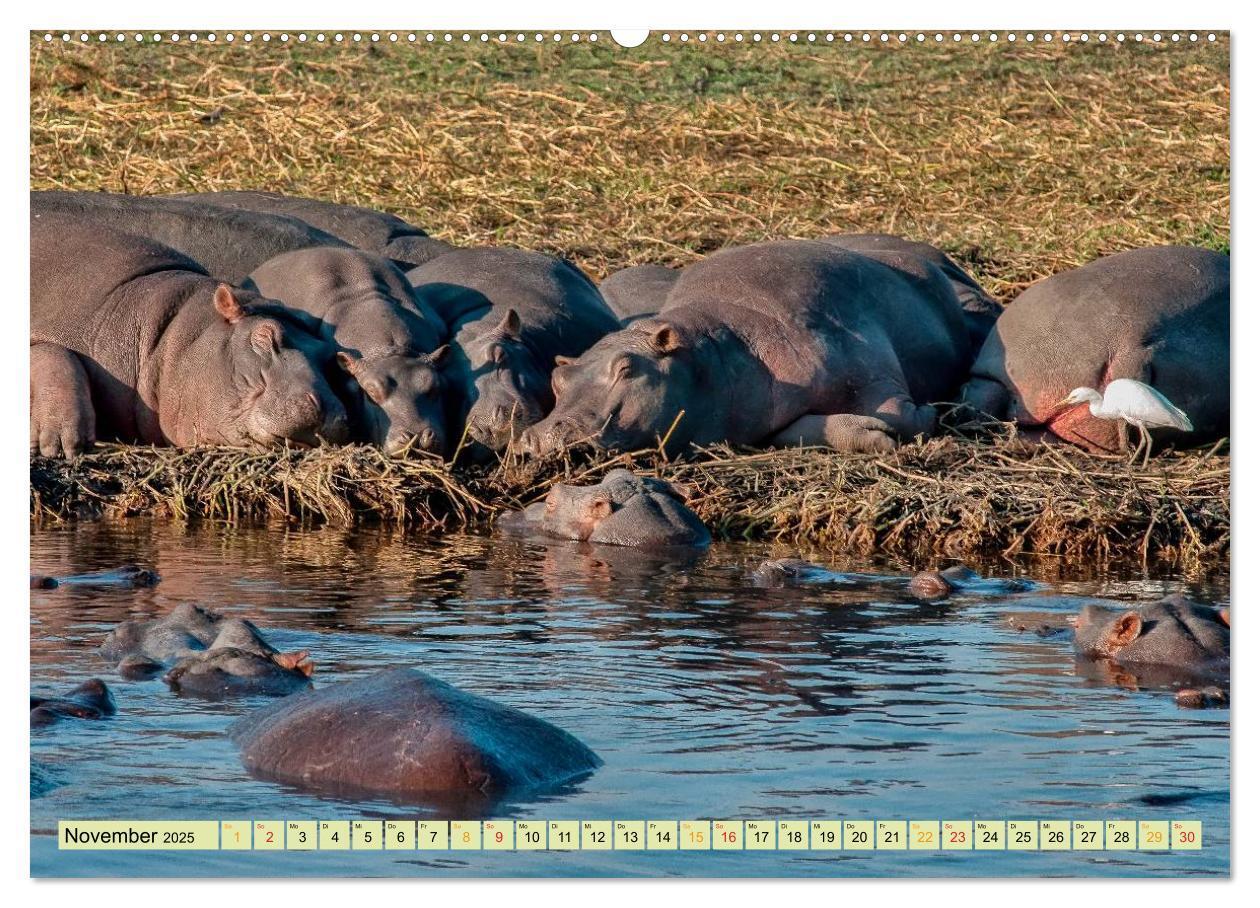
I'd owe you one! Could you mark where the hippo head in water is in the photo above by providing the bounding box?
[515,320,699,456]
[336,345,450,456]
[175,286,350,448]
[1073,596,1229,695]
[459,310,553,459]
[499,469,710,548]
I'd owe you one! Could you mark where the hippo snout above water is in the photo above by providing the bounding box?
[31,679,117,728]
[752,559,1034,597]
[497,469,711,548]
[229,668,601,803]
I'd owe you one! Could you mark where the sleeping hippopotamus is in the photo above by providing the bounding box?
[31,214,348,457]
[247,248,450,456]
[406,248,621,458]
[515,239,973,457]
[1073,596,1229,704]
[31,190,352,284]
[959,246,1229,453]
[172,190,455,270]
[229,668,601,802]
[31,679,117,727]
[498,469,710,548]
[599,264,680,326]
[818,234,1002,356]
[100,603,313,698]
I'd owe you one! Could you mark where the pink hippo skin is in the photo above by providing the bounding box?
[247,247,451,456]
[516,239,973,456]
[407,248,621,459]
[30,214,349,457]
[171,189,455,270]
[959,246,1228,453]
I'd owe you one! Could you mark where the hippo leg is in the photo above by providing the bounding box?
[957,376,1012,422]
[860,384,939,442]
[770,413,897,453]
[30,342,96,458]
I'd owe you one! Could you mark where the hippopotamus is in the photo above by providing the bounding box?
[498,469,710,548]
[33,564,160,589]
[818,234,1002,356]
[100,603,313,698]
[1073,596,1229,704]
[31,190,353,284]
[229,668,601,803]
[405,248,621,458]
[752,559,1034,598]
[959,246,1229,453]
[598,264,680,325]
[907,565,1037,598]
[31,679,117,727]
[246,248,451,455]
[516,239,973,456]
[31,214,349,457]
[171,190,455,270]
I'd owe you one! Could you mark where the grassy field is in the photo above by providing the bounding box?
[31,33,1228,298]
[29,34,1230,569]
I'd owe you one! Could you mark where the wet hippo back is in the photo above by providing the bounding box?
[173,190,455,269]
[964,246,1228,452]
[32,190,351,284]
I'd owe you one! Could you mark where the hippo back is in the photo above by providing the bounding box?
[971,245,1229,441]
[599,264,681,325]
[173,190,455,269]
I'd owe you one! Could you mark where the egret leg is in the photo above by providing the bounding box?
[1122,422,1140,465]
[1140,423,1153,469]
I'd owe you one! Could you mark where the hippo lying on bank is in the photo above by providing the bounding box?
[960,246,1229,453]
[1073,596,1229,705]
[247,248,451,455]
[32,190,353,285]
[100,603,313,698]
[173,190,455,270]
[30,564,160,591]
[499,469,711,548]
[31,679,117,728]
[599,264,680,325]
[230,668,601,803]
[406,248,620,458]
[31,214,348,457]
[752,559,1035,598]
[516,239,973,456]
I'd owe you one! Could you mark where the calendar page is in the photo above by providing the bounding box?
[28,24,1230,880]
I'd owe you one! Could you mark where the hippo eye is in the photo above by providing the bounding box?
[359,380,388,405]
[490,344,508,366]
[610,355,634,382]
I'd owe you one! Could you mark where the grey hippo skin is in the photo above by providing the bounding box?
[752,560,1033,597]
[100,603,313,698]
[31,213,349,456]
[32,190,352,284]
[172,190,455,270]
[247,248,451,455]
[818,234,1002,357]
[406,248,621,458]
[960,246,1229,453]
[498,469,710,548]
[516,239,973,456]
[230,668,601,803]
[36,564,160,589]
[1073,596,1229,706]
[599,264,680,326]
[31,679,117,728]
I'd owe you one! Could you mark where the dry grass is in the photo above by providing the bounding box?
[31,432,1230,573]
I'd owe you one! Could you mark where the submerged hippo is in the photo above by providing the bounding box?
[32,190,352,284]
[516,239,973,456]
[1073,596,1229,703]
[31,214,349,457]
[499,469,710,548]
[406,248,621,458]
[173,190,455,270]
[100,603,313,698]
[752,559,1034,598]
[230,668,601,802]
[960,246,1229,453]
[247,248,450,456]
[907,565,1037,598]
[34,564,160,589]
[31,679,117,728]
[598,264,680,325]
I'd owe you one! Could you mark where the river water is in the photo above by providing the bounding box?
[30,520,1230,877]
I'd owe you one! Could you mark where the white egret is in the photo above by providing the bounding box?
[1058,378,1194,467]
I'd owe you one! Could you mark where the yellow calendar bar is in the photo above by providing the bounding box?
[56,819,1206,852]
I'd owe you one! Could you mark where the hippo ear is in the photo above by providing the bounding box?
[1105,611,1143,652]
[585,496,614,522]
[648,324,682,355]
[554,355,578,367]
[428,344,451,367]
[497,308,522,338]
[213,284,248,324]
[1219,609,1230,628]
[273,650,314,677]
[250,321,283,355]
[336,351,361,375]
